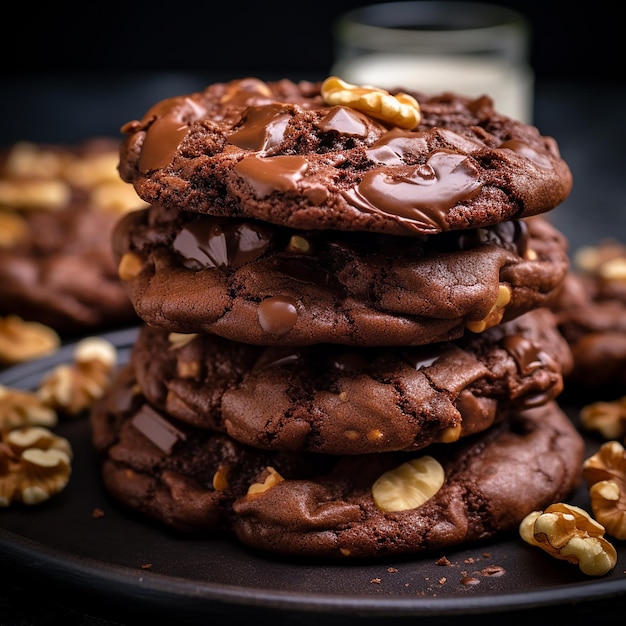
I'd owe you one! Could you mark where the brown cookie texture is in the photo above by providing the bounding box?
[112,204,569,346]
[0,139,146,334]
[90,364,334,535]
[550,239,626,387]
[91,366,583,556]
[118,77,572,237]
[231,400,584,559]
[130,308,572,454]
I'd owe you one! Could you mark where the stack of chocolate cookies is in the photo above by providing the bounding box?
[91,77,585,559]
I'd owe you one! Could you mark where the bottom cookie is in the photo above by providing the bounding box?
[91,364,584,559]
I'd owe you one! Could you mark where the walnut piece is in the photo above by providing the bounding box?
[583,440,626,540]
[247,466,284,495]
[0,426,72,506]
[168,332,198,349]
[212,464,230,491]
[371,455,445,512]
[580,397,626,441]
[0,385,58,430]
[287,235,312,254]
[37,337,117,417]
[519,502,617,576]
[466,284,511,333]
[0,315,60,366]
[321,76,421,129]
[118,252,145,281]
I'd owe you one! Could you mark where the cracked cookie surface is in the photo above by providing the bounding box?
[113,205,569,346]
[118,78,573,237]
[130,308,572,454]
[91,365,584,558]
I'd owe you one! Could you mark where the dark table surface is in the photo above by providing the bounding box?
[0,74,624,626]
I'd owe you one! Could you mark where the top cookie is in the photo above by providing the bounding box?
[118,77,573,236]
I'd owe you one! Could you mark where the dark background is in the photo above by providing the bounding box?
[2,0,622,146]
[2,0,622,82]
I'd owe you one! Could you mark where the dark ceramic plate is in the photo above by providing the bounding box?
[1,327,625,624]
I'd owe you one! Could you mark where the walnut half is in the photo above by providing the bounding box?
[0,315,60,366]
[371,455,445,512]
[321,76,421,129]
[583,440,626,540]
[0,426,72,506]
[519,502,617,576]
[37,336,117,417]
[0,384,57,430]
[580,397,626,441]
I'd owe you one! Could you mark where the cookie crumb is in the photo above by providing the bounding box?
[370,578,381,584]
[435,556,452,566]
[481,565,506,577]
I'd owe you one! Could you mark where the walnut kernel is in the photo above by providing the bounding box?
[0,315,60,366]
[466,284,511,333]
[287,235,312,254]
[583,440,626,540]
[213,465,230,491]
[580,397,626,441]
[37,337,117,417]
[519,502,617,576]
[0,385,58,430]
[0,426,72,506]
[168,332,198,349]
[118,252,145,281]
[372,455,445,512]
[73,336,117,370]
[247,466,284,495]
[321,76,421,129]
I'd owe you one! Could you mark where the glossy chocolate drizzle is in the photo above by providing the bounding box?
[137,96,207,173]
[130,78,554,233]
[344,150,482,232]
[172,218,274,269]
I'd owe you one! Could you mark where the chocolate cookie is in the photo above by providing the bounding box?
[130,308,572,454]
[90,364,331,535]
[112,204,569,346]
[118,77,573,237]
[91,366,584,557]
[0,139,146,334]
[551,240,626,387]
[231,400,584,559]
